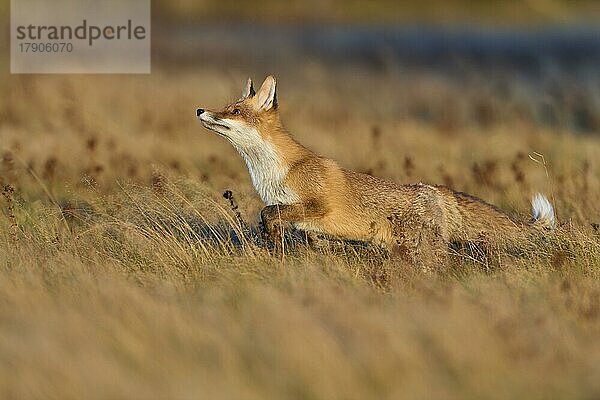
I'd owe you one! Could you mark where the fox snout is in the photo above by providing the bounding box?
[197,109,232,138]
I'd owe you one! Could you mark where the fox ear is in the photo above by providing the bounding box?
[241,78,255,99]
[255,75,277,111]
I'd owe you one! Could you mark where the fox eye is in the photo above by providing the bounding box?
[231,108,241,115]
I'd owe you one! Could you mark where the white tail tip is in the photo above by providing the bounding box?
[531,193,556,229]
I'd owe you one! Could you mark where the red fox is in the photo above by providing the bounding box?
[197,76,555,262]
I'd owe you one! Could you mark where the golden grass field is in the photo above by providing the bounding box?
[1,63,600,399]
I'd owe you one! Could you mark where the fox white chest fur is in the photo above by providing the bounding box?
[233,138,299,206]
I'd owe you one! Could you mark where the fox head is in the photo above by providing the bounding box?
[196,76,280,150]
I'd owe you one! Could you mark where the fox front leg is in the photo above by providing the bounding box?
[260,202,326,254]
[260,204,303,253]
[261,205,285,252]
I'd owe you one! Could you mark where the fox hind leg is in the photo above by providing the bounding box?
[388,210,449,273]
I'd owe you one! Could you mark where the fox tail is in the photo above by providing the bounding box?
[531,193,556,229]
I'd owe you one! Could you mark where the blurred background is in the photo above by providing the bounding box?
[0,0,599,219]
[151,0,600,133]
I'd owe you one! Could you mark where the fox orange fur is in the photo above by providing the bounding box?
[197,76,555,262]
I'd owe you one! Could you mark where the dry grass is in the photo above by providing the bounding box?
[1,67,600,399]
